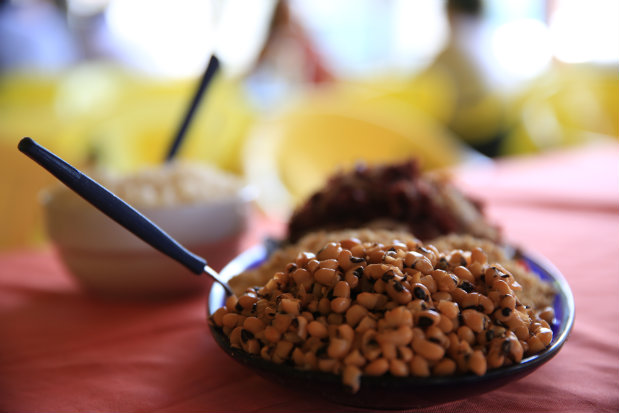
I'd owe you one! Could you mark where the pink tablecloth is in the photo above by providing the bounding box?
[0,142,617,412]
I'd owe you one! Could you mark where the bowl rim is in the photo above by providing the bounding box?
[208,243,575,387]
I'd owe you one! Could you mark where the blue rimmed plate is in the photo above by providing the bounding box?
[207,245,574,409]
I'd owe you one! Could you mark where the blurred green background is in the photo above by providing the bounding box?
[1,0,617,249]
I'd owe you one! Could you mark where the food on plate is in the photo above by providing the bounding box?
[212,230,555,392]
[286,159,500,244]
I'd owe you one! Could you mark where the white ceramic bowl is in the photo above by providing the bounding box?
[42,173,255,299]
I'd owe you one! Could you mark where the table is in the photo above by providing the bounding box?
[0,141,617,412]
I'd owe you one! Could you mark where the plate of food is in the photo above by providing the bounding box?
[207,160,574,409]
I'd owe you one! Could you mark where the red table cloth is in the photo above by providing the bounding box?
[1,141,617,412]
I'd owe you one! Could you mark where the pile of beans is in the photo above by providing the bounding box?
[210,238,554,393]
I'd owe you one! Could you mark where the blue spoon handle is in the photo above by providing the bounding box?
[18,137,207,275]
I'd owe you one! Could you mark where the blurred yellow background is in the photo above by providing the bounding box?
[1,0,617,250]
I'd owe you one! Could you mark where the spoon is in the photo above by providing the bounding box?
[18,137,234,296]
[165,55,220,162]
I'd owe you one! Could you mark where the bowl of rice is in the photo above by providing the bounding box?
[43,161,255,299]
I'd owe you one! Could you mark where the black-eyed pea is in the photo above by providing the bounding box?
[451,287,467,304]
[272,313,292,333]
[331,297,351,313]
[448,250,468,267]
[243,317,265,335]
[294,316,308,339]
[341,238,361,250]
[505,334,524,363]
[513,324,529,341]
[397,345,413,362]
[432,269,458,292]
[468,350,487,375]
[228,326,243,347]
[381,326,414,347]
[316,297,330,315]
[460,292,477,309]
[343,349,366,367]
[306,259,321,274]
[342,365,362,393]
[416,309,441,328]
[479,295,495,314]
[225,295,238,311]
[419,275,437,293]
[380,342,397,360]
[327,313,344,325]
[453,266,475,283]
[410,355,431,377]
[412,336,445,361]
[462,309,487,333]
[345,304,368,327]
[437,300,459,319]
[364,358,389,376]
[260,345,272,361]
[432,358,457,376]
[327,338,351,359]
[425,325,448,347]
[389,359,409,377]
[500,294,517,310]
[492,279,511,295]
[296,251,316,267]
[319,259,339,271]
[279,298,300,315]
[538,306,555,324]
[264,326,282,343]
[471,247,487,264]
[467,261,484,279]
[361,329,381,361]
[536,327,553,347]
[242,338,260,355]
[411,283,431,301]
[307,320,328,339]
[385,280,412,305]
[538,318,551,330]
[437,314,454,333]
[506,309,530,331]
[273,340,294,362]
[292,268,313,290]
[432,291,452,302]
[333,280,351,298]
[384,306,413,328]
[210,307,227,327]
[494,306,514,323]
[222,312,240,329]
[457,325,476,345]
[350,244,366,258]
[487,338,507,368]
[314,268,338,287]
[367,247,386,264]
[526,335,545,354]
[373,279,386,294]
[337,248,354,271]
[237,293,258,310]
[344,267,362,289]
[357,292,379,309]
[356,315,377,334]
[317,242,342,261]
[362,263,385,280]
